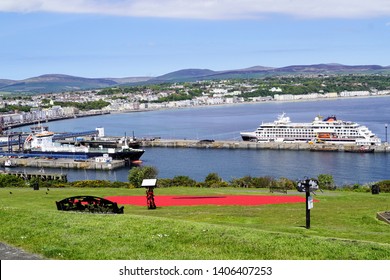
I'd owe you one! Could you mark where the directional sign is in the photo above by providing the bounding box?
[308,195,313,209]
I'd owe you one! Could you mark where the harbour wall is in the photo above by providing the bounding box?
[141,139,390,153]
[0,157,125,170]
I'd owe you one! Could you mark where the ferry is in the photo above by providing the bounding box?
[23,127,145,161]
[240,113,381,145]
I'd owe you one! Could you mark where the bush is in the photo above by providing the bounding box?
[128,166,158,188]
[0,174,27,188]
[252,176,274,188]
[171,176,197,187]
[68,180,131,188]
[317,174,336,190]
[230,176,253,188]
[204,173,222,187]
[155,176,196,188]
[376,180,390,193]
[340,183,370,192]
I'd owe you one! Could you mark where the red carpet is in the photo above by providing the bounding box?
[105,195,310,207]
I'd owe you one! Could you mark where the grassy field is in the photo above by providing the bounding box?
[0,187,389,260]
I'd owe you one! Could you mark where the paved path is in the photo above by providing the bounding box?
[0,242,45,260]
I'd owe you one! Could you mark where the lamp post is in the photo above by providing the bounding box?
[386,124,388,144]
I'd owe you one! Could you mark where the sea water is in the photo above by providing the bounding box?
[13,96,390,186]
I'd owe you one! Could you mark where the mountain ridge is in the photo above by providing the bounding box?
[1,63,390,94]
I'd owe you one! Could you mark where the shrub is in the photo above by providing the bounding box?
[68,180,131,188]
[230,176,253,188]
[204,173,222,187]
[376,180,390,193]
[230,176,274,188]
[317,174,336,190]
[270,177,296,190]
[171,176,197,187]
[128,166,158,188]
[0,174,27,188]
[252,176,274,188]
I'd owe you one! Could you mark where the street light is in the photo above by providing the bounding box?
[385,124,388,144]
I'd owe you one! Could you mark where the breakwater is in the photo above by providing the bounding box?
[141,139,390,153]
[0,157,125,170]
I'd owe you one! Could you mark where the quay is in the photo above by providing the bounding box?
[0,157,125,170]
[141,139,390,153]
[1,137,388,172]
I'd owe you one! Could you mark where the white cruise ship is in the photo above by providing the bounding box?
[240,113,381,145]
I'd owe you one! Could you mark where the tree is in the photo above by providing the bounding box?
[204,173,223,187]
[128,166,158,188]
[317,174,336,190]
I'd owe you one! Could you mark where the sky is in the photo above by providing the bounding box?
[1,0,390,80]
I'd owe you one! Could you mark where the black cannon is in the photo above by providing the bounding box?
[56,195,124,214]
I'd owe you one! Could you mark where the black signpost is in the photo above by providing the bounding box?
[297,178,319,229]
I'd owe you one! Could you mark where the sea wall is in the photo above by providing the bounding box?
[0,157,125,170]
[141,139,390,153]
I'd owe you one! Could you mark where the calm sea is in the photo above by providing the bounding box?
[13,96,390,186]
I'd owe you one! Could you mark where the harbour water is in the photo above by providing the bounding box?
[11,96,390,186]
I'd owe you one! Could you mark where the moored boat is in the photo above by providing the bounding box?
[240,113,381,146]
[23,127,145,161]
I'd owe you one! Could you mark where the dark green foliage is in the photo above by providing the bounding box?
[128,166,158,188]
[0,174,26,188]
[0,104,32,113]
[53,99,110,110]
[154,176,197,188]
[317,174,336,190]
[377,180,390,193]
[69,180,132,188]
[274,177,296,190]
[230,176,274,188]
[204,173,222,187]
[170,176,197,187]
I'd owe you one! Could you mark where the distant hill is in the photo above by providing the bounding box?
[273,64,388,74]
[149,64,390,82]
[0,74,152,94]
[0,79,15,88]
[1,64,390,94]
[152,68,218,81]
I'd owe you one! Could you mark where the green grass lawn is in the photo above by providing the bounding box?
[0,187,389,260]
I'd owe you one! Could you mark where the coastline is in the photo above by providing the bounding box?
[3,94,390,131]
[109,94,390,114]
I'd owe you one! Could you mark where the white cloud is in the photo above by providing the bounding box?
[1,0,390,20]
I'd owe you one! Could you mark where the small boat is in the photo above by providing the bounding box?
[4,159,16,167]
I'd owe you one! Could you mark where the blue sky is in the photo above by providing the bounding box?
[1,0,390,80]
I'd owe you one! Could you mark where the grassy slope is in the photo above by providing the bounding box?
[0,187,389,260]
